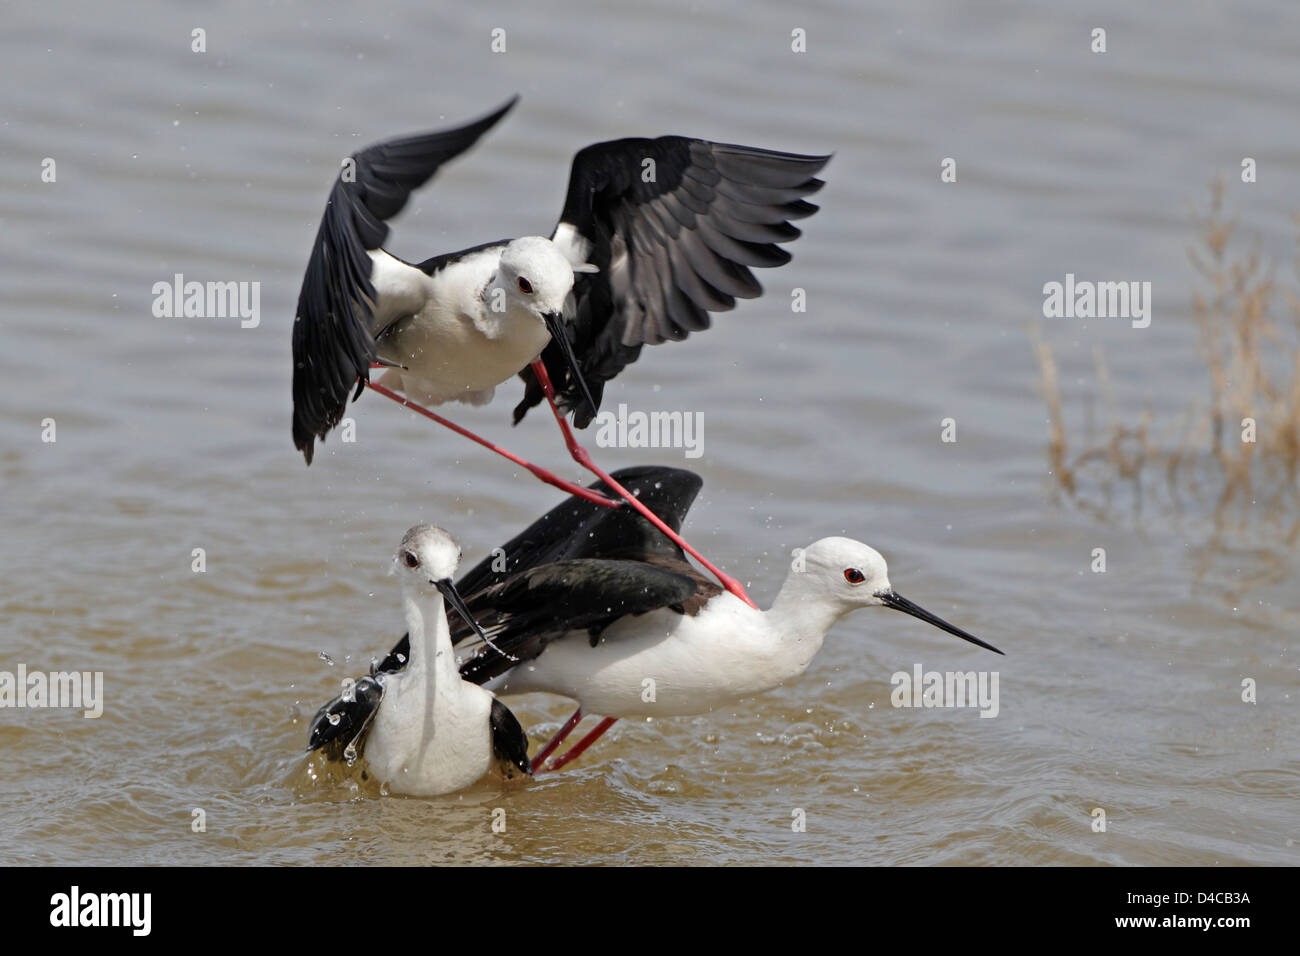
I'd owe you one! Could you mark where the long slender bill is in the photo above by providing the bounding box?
[435,578,517,661]
[543,311,599,419]
[878,590,1003,655]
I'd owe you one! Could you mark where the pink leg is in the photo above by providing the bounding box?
[364,380,618,508]
[529,362,757,609]
[536,717,620,773]
[529,707,583,773]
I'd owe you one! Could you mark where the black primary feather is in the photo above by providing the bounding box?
[490,698,531,776]
[514,136,829,427]
[306,675,385,757]
[456,557,700,685]
[374,466,716,684]
[292,97,518,463]
[456,464,706,596]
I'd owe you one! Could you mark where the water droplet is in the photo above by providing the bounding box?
[396,653,406,664]
[344,742,358,765]
[341,677,356,702]
[318,651,335,666]
[327,712,341,726]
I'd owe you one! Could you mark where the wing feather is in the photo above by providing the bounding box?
[291,97,517,462]
[520,135,828,426]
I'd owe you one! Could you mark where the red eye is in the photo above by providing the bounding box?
[404,552,418,568]
[844,568,865,584]
[517,277,533,294]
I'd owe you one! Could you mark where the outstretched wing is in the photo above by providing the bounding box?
[455,464,707,596]
[369,465,712,685]
[454,558,700,685]
[513,136,829,426]
[292,97,518,462]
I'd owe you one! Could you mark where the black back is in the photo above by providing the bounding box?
[448,465,720,684]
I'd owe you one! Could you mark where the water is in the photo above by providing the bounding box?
[1,0,1297,865]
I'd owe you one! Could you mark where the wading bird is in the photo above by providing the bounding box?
[290,97,830,607]
[350,467,1002,773]
[306,525,529,796]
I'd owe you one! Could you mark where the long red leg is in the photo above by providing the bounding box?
[529,362,757,608]
[536,717,619,773]
[363,380,618,508]
[529,707,583,773]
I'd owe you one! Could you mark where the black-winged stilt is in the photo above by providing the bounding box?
[306,525,529,796]
[290,97,830,608]
[371,467,1003,773]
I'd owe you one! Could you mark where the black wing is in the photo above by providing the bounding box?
[372,465,711,681]
[292,97,517,463]
[514,136,829,426]
[490,698,531,776]
[306,675,385,758]
[455,558,700,685]
[456,464,706,596]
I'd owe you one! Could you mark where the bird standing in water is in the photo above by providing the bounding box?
[363,468,1002,773]
[306,525,529,797]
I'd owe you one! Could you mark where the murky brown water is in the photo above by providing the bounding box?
[2,0,1297,865]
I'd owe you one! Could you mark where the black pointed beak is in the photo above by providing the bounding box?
[542,311,598,420]
[434,578,490,645]
[878,591,1003,655]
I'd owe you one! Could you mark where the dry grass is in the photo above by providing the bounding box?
[1035,181,1300,541]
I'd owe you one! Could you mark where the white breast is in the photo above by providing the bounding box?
[371,248,550,406]
[365,665,495,797]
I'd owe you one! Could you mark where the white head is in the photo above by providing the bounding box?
[491,235,601,417]
[393,525,499,649]
[791,537,893,611]
[787,537,1002,654]
[493,236,582,321]
[394,524,462,590]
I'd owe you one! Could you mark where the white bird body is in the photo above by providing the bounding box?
[478,535,1000,727]
[366,590,497,796]
[290,99,830,464]
[309,525,531,797]
[499,590,835,717]
[369,243,564,408]
[491,539,895,717]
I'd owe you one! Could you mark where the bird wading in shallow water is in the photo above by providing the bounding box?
[306,525,529,797]
[290,96,830,607]
[353,467,1003,773]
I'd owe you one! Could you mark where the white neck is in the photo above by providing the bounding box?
[762,569,849,669]
[363,583,494,796]
[401,588,459,697]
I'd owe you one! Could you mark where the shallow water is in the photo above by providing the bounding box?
[1,0,1297,865]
